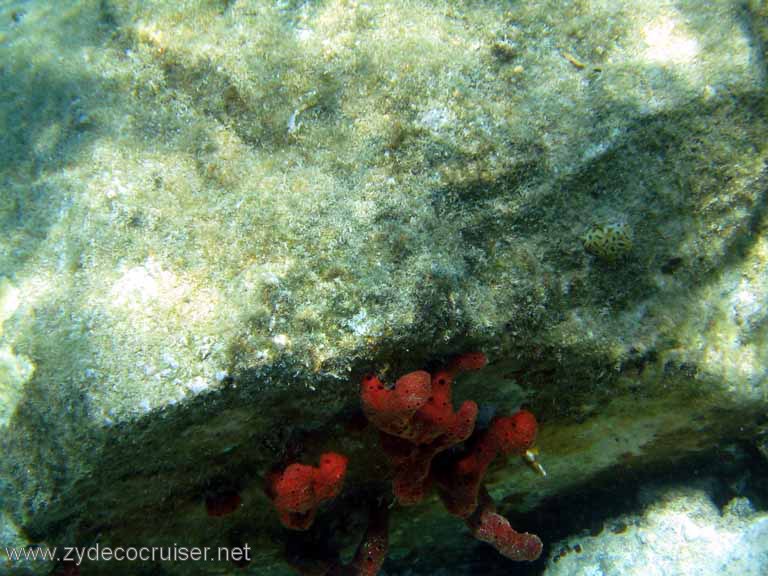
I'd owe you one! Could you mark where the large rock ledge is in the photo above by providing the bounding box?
[1,1,767,574]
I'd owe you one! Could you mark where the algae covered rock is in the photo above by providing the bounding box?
[0,0,766,574]
[546,485,768,576]
[0,279,33,428]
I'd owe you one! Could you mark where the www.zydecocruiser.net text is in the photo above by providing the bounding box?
[3,543,251,566]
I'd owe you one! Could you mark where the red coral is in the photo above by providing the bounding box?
[436,410,538,518]
[360,353,486,504]
[268,452,348,530]
[466,487,542,561]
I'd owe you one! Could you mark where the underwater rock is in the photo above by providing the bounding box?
[0,0,766,574]
[545,485,768,576]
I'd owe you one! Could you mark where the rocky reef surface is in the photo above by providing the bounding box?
[1,0,767,574]
[546,481,768,576]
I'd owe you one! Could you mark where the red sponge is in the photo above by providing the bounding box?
[473,512,542,562]
[360,371,431,440]
[314,452,349,501]
[268,452,348,530]
[467,488,542,561]
[490,410,538,456]
[349,499,389,576]
[436,410,538,518]
[360,354,486,505]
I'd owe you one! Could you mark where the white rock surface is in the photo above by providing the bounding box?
[545,486,768,576]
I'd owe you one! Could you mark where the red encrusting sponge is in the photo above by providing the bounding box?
[466,488,543,561]
[360,371,432,441]
[436,410,539,518]
[268,452,348,530]
[360,353,487,505]
[347,498,390,576]
[274,351,544,575]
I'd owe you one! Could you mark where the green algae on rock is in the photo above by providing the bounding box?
[0,0,767,574]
